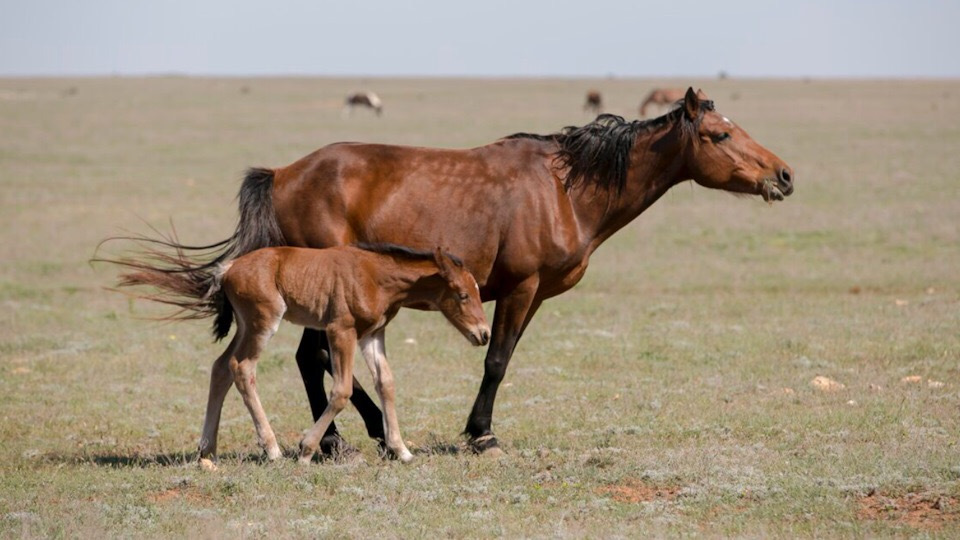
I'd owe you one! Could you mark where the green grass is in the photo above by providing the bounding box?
[1,77,958,538]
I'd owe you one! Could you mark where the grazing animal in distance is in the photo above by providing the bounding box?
[102,243,490,464]
[343,91,383,116]
[144,88,793,458]
[583,90,603,114]
[639,88,702,117]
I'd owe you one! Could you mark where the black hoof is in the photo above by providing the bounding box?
[318,435,364,464]
[468,433,503,456]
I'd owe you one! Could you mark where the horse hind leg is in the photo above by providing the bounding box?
[360,329,413,463]
[231,311,283,461]
[198,335,238,460]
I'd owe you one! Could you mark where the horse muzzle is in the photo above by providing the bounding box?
[759,167,794,202]
[471,327,491,347]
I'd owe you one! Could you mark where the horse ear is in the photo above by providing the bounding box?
[683,87,700,120]
[433,247,454,280]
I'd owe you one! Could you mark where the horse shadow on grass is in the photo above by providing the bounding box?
[40,450,273,469]
[414,435,471,457]
[39,435,472,468]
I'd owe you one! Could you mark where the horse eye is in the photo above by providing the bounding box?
[458,292,469,301]
[712,132,731,143]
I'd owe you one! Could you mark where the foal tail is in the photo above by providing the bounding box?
[95,167,285,341]
[101,239,235,341]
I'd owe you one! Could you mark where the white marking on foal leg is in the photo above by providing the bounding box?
[360,329,413,463]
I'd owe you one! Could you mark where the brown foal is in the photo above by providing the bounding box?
[107,244,489,463]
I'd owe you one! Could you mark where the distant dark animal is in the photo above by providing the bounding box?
[343,91,383,116]
[584,90,603,114]
[138,88,793,457]
[104,243,489,464]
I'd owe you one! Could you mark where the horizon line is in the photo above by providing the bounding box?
[2,72,959,82]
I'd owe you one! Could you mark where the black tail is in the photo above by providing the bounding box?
[226,167,286,262]
[94,167,285,341]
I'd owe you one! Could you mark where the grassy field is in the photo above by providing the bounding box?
[1,76,958,538]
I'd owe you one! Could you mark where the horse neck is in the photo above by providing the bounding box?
[572,122,688,250]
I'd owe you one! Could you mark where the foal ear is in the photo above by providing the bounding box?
[433,246,455,280]
[683,87,700,120]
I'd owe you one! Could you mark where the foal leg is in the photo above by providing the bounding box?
[231,323,282,461]
[296,328,386,455]
[299,327,357,464]
[360,329,413,463]
[198,336,238,459]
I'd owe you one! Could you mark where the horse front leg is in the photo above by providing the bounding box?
[360,328,413,463]
[299,327,357,464]
[296,329,386,457]
[464,277,542,456]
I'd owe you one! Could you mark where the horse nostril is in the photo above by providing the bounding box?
[480,330,490,344]
[778,167,792,185]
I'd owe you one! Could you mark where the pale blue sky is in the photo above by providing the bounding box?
[1,0,958,77]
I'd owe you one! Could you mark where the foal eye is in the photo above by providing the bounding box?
[458,293,469,301]
[712,132,731,143]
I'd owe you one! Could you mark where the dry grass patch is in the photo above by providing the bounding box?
[596,478,682,504]
[2,76,959,537]
[858,490,960,530]
[146,483,207,505]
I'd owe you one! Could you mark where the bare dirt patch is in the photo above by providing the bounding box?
[147,484,207,505]
[596,479,682,504]
[857,490,959,530]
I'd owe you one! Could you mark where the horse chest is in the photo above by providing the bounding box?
[539,257,590,298]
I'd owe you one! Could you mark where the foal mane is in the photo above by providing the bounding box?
[353,243,464,267]
[506,101,714,193]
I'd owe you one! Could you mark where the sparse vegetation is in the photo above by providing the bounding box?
[1,77,958,537]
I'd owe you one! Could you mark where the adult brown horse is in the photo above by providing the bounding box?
[182,88,793,456]
[639,88,690,117]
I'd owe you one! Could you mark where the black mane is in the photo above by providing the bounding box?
[506,101,714,193]
[353,242,464,267]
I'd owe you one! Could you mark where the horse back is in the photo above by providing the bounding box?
[271,140,585,294]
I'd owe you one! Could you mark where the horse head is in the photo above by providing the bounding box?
[678,88,794,202]
[432,247,490,347]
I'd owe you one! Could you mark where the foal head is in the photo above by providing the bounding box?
[431,248,490,347]
[677,88,794,202]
